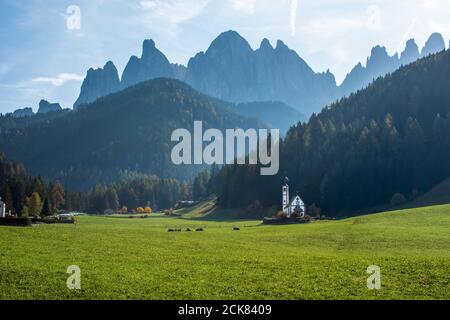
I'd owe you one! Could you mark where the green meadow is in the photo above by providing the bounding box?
[0,205,449,300]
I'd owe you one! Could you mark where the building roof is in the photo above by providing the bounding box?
[291,195,303,201]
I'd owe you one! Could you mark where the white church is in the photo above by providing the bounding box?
[0,197,6,218]
[282,177,306,218]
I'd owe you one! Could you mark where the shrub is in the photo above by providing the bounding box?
[391,193,407,206]
[275,210,287,218]
[164,209,174,216]
[246,200,263,215]
[296,216,311,224]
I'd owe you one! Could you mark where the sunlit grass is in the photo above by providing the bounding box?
[0,205,449,300]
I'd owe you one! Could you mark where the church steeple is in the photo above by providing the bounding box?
[282,177,290,217]
[0,196,6,218]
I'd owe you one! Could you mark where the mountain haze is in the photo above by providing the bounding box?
[214,49,450,216]
[340,33,446,97]
[232,101,306,134]
[74,31,447,116]
[1,79,259,190]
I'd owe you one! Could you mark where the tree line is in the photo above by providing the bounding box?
[0,154,191,216]
[210,50,450,216]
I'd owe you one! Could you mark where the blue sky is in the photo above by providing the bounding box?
[0,0,449,114]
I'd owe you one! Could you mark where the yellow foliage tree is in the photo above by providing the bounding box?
[136,207,145,214]
[27,192,42,217]
[144,207,153,214]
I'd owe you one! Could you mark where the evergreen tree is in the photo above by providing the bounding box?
[213,50,450,216]
[41,198,52,217]
[51,182,65,211]
[106,189,119,211]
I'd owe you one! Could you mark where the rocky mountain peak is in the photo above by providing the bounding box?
[259,38,273,51]
[275,40,289,50]
[400,39,420,65]
[207,30,253,54]
[142,39,158,59]
[367,46,389,63]
[12,107,35,118]
[38,100,62,114]
[74,61,120,109]
[422,32,445,57]
[120,39,174,89]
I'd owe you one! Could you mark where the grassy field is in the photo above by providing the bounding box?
[0,205,449,300]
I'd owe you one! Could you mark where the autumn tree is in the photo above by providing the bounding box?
[51,182,65,210]
[20,206,29,218]
[136,207,144,214]
[120,206,128,214]
[27,192,42,217]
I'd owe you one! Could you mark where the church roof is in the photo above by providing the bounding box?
[290,195,304,205]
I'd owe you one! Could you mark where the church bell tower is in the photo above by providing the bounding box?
[282,177,290,216]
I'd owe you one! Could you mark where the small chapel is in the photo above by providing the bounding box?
[282,177,306,218]
[0,197,6,218]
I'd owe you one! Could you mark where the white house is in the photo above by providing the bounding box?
[0,197,6,218]
[282,178,306,218]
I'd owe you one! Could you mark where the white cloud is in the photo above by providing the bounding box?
[31,73,84,87]
[139,0,209,25]
[232,0,257,14]
[290,0,299,36]
[304,17,363,37]
[366,5,382,31]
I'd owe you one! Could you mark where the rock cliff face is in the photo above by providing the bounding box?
[74,31,447,115]
[400,39,420,65]
[421,32,446,57]
[74,61,120,108]
[37,100,62,114]
[12,107,35,118]
[340,33,446,97]
[121,39,181,89]
[186,31,338,115]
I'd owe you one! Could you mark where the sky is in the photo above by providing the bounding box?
[0,0,449,114]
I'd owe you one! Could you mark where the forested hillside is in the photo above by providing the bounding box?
[232,101,306,134]
[0,153,191,215]
[0,79,259,190]
[214,50,450,216]
[0,153,66,217]
[0,109,71,131]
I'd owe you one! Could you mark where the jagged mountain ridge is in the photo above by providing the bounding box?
[74,31,447,115]
[340,32,446,97]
